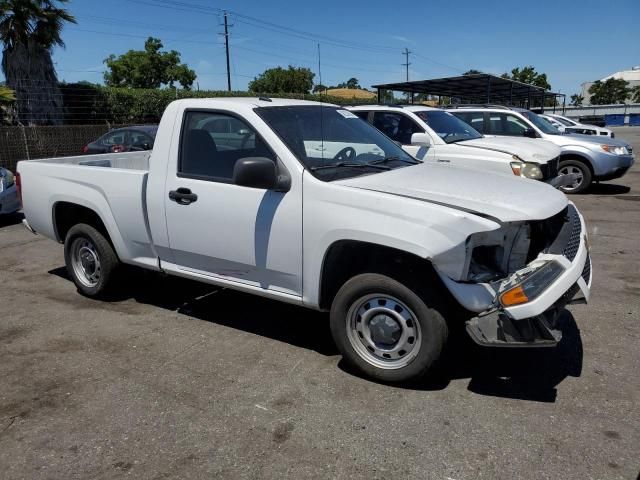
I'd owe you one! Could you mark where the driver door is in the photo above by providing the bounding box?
[163,109,303,296]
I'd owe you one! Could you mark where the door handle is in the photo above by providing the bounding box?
[169,187,198,205]
[437,159,450,163]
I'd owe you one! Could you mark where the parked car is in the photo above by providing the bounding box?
[0,167,20,215]
[539,114,565,130]
[541,113,614,138]
[18,98,592,383]
[450,106,634,193]
[82,125,158,154]
[347,105,566,187]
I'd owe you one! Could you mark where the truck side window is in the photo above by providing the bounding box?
[179,111,275,181]
[372,112,423,145]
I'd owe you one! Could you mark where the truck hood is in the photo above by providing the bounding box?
[460,137,561,163]
[336,163,568,223]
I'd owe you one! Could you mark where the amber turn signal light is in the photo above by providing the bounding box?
[500,285,529,307]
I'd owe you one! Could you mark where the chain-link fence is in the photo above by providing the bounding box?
[0,124,130,172]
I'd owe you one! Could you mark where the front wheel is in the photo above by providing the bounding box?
[64,223,120,298]
[330,273,448,383]
[558,160,592,194]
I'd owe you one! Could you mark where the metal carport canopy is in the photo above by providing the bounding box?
[372,73,562,105]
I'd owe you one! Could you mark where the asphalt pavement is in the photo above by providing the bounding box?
[1,127,639,479]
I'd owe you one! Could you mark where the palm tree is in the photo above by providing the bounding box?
[0,0,75,125]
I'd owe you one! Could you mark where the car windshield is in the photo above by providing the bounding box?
[521,111,562,135]
[551,116,575,127]
[414,110,482,143]
[255,105,419,181]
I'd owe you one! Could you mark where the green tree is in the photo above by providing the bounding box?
[345,77,360,89]
[104,37,196,90]
[463,69,483,75]
[588,78,630,105]
[0,0,76,125]
[501,66,551,89]
[570,94,584,106]
[629,84,640,103]
[313,83,327,93]
[248,66,314,94]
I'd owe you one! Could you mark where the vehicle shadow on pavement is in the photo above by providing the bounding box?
[586,183,631,195]
[444,310,583,402]
[49,267,338,356]
[49,268,583,401]
[338,310,583,402]
[0,212,23,229]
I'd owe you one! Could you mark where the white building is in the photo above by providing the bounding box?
[580,66,640,105]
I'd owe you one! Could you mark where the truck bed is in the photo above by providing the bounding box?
[18,151,158,269]
[29,151,151,171]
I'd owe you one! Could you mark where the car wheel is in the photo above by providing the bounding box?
[64,223,120,298]
[330,273,448,383]
[558,160,592,194]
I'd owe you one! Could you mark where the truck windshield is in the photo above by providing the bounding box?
[256,106,419,180]
[521,111,562,135]
[414,110,482,143]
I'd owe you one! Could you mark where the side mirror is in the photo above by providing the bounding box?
[522,128,538,138]
[410,132,432,146]
[233,157,289,191]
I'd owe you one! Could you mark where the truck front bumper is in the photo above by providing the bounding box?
[438,203,592,347]
[466,255,590,347]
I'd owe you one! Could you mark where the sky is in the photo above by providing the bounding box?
[15,0,640,96]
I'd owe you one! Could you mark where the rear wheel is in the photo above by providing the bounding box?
[64,223,120,298]
[558,159,592,194]
[330,273,448,383]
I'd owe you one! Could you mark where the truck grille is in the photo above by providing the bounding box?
[563,205,582,262]
[540,157,559,179]
[581,253,591,284]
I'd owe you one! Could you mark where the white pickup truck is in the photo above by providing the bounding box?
[18,98,592,383]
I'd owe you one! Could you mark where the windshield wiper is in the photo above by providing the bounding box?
[368,155,421,165]
[309,161,391,172]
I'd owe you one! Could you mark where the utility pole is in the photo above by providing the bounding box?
[402,47,412,103]
[222,11,232,92]
[402,47,412,82]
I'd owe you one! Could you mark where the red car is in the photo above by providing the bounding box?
[82,125,158,154]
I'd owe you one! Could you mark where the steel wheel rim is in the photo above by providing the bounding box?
[346,294,421,370]
[71,238,101,288]
[558,165,584,191]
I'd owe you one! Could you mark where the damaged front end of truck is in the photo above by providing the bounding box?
[434,203,591,347]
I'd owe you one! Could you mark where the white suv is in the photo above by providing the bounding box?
[347,105,564,186]
[542,113,614,138]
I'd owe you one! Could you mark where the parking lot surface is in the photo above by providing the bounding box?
[1,127,639,480]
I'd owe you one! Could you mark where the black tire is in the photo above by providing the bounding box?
[558,159,592,194]
[330,273,448,383]
[64,223,120,298]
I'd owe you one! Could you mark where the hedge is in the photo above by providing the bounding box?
[59,85,378,125]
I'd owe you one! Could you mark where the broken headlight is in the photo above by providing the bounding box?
[466,223,531,283]
[499,260,564,307]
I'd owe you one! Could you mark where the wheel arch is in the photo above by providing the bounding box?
[559,152,595,176]
[53,201,114,248]
[317,239,445,311]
